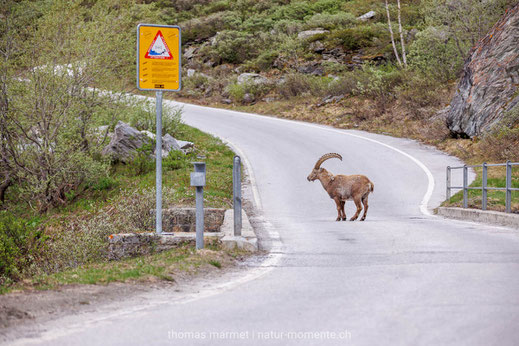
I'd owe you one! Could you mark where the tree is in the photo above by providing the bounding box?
[424,0,513,58]
[384,0,407,68]
[0,0,153,212]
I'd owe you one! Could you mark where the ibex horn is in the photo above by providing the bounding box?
[314,153,342,169]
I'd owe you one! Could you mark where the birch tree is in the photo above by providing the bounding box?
[384,0,407,68]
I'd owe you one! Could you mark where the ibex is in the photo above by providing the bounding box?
[307,153,374,221]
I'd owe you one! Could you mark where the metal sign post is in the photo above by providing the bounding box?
[155,91,163,234]
[137,24,182,235]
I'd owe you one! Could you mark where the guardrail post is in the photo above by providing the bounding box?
[482,162,487,210]
[506,160,512,213]
[446,166,451,200]
[463,165,468,208]
[233,156,242,236]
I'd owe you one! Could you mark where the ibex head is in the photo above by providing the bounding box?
[307,153,342,182]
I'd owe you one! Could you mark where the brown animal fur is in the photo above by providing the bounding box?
[307,153,374,221]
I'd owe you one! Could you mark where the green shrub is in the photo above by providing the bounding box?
[270,2,314,21]
[212,30,257,64]
[90,176,118,191]
[277,73,312,98]
[310,0,345,14]
[202,0,231,14]
[325,74,358,96]
[480,106,519,162]
[328,24,384,50]
[226,81,272,103]
[408,26,464,83]
[353,65,404,111]
[184,73,210,90]
[124,102,183,137]
[227,83,246,102]
[241,14,275,33]
[125,142,155,177]
[0,211,36,283]
[163,150,193,171]
[273,19,304,35]
[245,51,279,71]
[305,12,356,30]
[395,72,445,118]
[181,12,233,42]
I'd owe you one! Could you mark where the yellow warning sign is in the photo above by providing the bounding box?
[137,24,181,91]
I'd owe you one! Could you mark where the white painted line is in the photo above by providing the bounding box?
[170,101,436,217]
[217,137,262,210]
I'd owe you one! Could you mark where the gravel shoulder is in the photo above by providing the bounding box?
[0,251,265,344]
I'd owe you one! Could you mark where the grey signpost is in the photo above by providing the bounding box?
[155,91,163,233]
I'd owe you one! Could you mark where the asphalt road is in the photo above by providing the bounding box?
[14,101,519,345]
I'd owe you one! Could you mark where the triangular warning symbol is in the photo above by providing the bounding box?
[145,30,173,60]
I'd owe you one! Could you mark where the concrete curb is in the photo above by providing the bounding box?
[108,209,258,259]
[220,209,258,252]
[436,207,519,229]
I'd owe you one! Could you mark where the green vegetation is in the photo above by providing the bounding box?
[443,166,519,213]
[168,0,515,162]
[0,113,236,289]
[1,242,241,294]
[0,0,237,290]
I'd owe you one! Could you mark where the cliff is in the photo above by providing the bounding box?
[446,4,519,137]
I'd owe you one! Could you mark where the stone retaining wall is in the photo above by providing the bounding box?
[162,208,225,233]
[108,233,219,260]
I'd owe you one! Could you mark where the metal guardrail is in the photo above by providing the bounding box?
[446,161,519,213]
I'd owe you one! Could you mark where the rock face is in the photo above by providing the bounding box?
[446,5,519,137]
[297,62,324,76]
[102,121,150,162]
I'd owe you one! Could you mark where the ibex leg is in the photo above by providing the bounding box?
[340,201,346,221]
[334,197,342,221]
[360,195,369,221]
[350,198,362,221]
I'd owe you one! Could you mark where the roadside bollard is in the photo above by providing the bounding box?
[233,156,242,236]
[191,162,206,249]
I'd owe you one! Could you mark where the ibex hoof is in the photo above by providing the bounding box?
[360,218,366,221]
[342,218,346,221]
[335,218,341,221]
[349,218,357,221]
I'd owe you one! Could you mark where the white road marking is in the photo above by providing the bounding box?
[168,101,436,216]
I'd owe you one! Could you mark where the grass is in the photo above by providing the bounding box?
[2,242,243,294]
[208,259,222,268]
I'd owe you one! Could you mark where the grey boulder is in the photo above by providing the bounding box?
[102,121,151,162]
